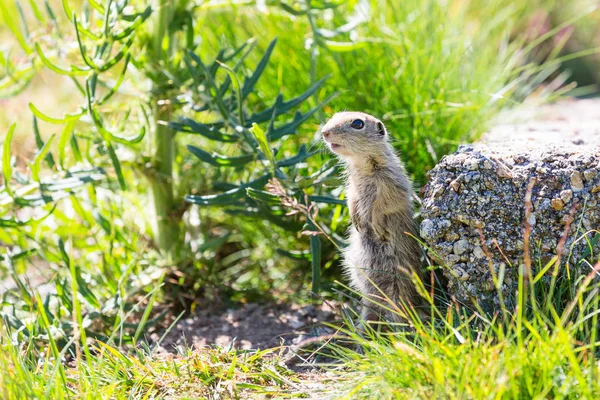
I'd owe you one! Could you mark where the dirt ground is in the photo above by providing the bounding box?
[153,301,347,364]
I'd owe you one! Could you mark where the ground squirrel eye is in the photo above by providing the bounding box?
[350,119,365,130]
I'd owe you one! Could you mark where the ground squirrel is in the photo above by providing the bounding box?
[321,112,425,324]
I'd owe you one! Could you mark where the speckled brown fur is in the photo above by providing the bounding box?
[321,112,425,324]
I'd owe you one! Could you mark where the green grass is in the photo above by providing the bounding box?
[329,233,600,398]
[337,322,600,398]
[194,0,579,184]
[0,326,302,399]
[4,255,600,399]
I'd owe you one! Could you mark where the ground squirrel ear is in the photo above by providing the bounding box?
[377,121,386,136]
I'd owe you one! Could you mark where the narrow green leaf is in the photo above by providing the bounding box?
[34,43,90,76]
[29,0,45,22]
[581,233,599,261]
[187,145,254,167]
[533,256,558,284]
[106,143,126,190]
[70,133,83,163]
[35,293,66,386]
[0,2,33,54]
[4,248,36,261]
[10,192,69,207]
[70,76,86,96]
[225,207,302,231]
[242,38,276,99]
[0,218,23,228]
[93,210,112,234]
[133,278,163,344]
[63,238,94,364]
[58,121,75,169]
[186,174,270,206]
[87,0,105,14]
[74,15,99,70]
[224,39,254,63]
[208,49,225,78]
[308,195,346,205]
[92,209,127,244]
[33,117,56,168]
[279,2,307,15]
[246,188,282,206]
[0,71,35,99]
[86,79,146,145]
[269,92,338,140]
[276,248,311,261]
[2,123,16,196]
[44,0,58,25]
[61,0,73,18]
[100,37,134,72]
[168,119,238,142]
[31,133,55,182]
[97,55,130,105]
[276,145,315,167]
[186,52,230,118]
[15,1,30,39]
[29,102,84,124]
[57,238,69,264]
[76,274,100,309]
[102,0,114,37]
[310,233,321,292]
[247,76,328,124]
[112,6,151,40]
[217,60,245,125]
[250,123,275,174]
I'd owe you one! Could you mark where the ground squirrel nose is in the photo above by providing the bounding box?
[322,130,330,139]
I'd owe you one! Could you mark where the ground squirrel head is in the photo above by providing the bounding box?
[321,112,388,159]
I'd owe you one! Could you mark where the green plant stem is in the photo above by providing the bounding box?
[149,106,178,255]
[148,0,178,258]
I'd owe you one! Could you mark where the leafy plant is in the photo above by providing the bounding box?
[0,0,332,348]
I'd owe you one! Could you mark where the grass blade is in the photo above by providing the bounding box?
[2,123,16,196]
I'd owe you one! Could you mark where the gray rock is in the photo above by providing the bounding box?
[453,239,470,255]
[570,171,584,192]
[421,143,600,311]
[560,189,573,204]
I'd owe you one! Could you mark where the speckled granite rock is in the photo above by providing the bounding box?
[421,140,600,311]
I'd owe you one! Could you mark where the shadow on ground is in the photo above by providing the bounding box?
[154,302,342,354]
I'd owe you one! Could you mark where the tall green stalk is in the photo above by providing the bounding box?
[148,0,178,258]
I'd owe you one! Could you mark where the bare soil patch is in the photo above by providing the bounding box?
[154,301,343,356]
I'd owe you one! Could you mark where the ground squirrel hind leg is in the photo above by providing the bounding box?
[356,300,383,334]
